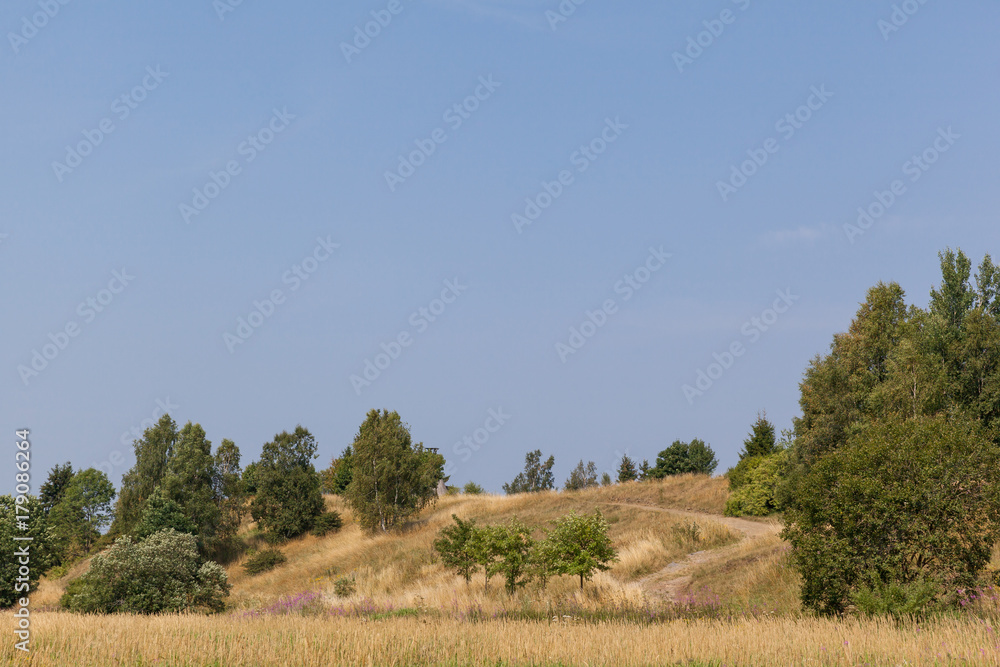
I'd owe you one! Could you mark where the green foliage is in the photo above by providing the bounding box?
[345,410,444,533]
[310,511,343,537]
[600,472,613,486]
[250,426,325,539]
[782,415,1000,615]
[111,414,177,535]
[740,412,777,459]
[242,548,287,575]
[333,575,356,597]
[163,422,221,552]
[545,510,618,589]
[134,487,197,540]
[39,462,74,514]
[502,449,555,494]
[49,468,116,559]
[616,455,638,483]
[61,530,230,614]
[563,460,598,491]
[491,518,535,594]
[650,439,718,478]
[638,459,651,481]
[725,451,787,517]
[242,461,260,494]
[462,481,485,495]
[113,414,178,537]
[433,514,480,584]
[0,495,54,608]
[323,447,354,494]
[213,438,245,542]
[850,576,940,617]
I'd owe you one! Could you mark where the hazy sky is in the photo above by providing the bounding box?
[4,1,999,495]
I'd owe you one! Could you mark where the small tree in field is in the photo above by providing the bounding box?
[616,455,638,483]
[434,515,479,584]
[563,460,598,491]
[490,518,535,594]
[547,511,617,589]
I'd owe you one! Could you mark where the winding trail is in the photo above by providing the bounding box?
[605,502,783,602]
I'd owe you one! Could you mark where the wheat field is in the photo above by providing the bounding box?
[3,611,1000,666]
[12,475,1000,666]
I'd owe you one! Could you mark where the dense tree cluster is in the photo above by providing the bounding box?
[781,249,1000,614]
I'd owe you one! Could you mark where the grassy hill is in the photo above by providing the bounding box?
[36,474,798,615]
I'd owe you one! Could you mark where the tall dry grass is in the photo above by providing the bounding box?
[4,611,999,666]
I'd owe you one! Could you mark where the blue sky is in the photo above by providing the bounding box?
[4,1,999,495]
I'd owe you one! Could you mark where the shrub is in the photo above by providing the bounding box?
[310,511,343,537]
[243,548,287,575]
[650,440,718,478]
[725,451,787,517]
[60,529,230,614]
[462,482,485,495]
[333,575,356,597]
[850,576,940,617]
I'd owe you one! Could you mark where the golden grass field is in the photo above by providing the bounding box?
[6,474,1000,666]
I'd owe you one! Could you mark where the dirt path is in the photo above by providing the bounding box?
[605,502,782,602]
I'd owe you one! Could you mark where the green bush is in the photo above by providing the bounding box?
[333,575,356,597]
[850,576,940,617]
[783,416,1000,615]
[462,482,484,495]
[725,451,787,517]
[242,548,287,575]
[310,511,343,537]
[60,529,230,614]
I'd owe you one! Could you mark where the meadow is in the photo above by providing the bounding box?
[6,475,1000,666]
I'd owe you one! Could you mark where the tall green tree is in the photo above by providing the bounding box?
[49,468,115,557]
[345,410,444,533]
[563,460,598,491]
[213,439,245,541]
[616,455,638,483]
[250,426,325,538]
[39,462,74,515]
[0,495,54,608]
[740,412,777,459]
[163,422,220,551]
[112,414,178,537]
[502,449,555,494]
